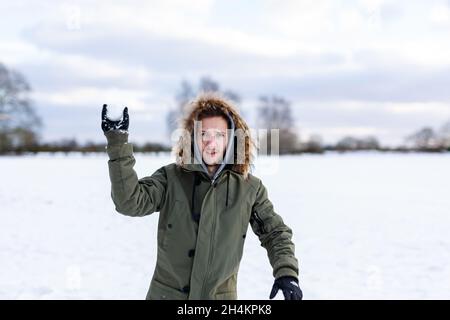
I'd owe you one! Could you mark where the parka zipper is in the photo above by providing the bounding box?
[200,180,217,298]
[182,166,228,298]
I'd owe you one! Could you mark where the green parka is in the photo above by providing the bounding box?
[104,93,299,300]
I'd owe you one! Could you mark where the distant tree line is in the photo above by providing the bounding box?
[1,62,449,155]
[403,123,450,152]
[299,122,450,154]
[7,138,169,155]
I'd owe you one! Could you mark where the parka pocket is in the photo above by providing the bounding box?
[160,200,181,250]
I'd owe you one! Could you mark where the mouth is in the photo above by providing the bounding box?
[206,150,217,157]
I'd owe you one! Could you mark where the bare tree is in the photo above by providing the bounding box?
[166,76,242,139]
[199,76,220,93]
[257,95,299,154]
[405,127,438,149]
[166,80,195,138]
[301,134,324,153]
[0,62,42,153]
[335,136,359,151]
[223,90,241,105]
[437,120,450,149]
[198,76,241,104]
[359,136,380,149]
[335,135,380,151]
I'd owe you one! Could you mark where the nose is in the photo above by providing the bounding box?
[204,139,217,148]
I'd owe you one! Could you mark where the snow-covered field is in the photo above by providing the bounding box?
[1,151,449,299]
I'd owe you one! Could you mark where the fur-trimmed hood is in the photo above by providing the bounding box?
[172,91,255,180]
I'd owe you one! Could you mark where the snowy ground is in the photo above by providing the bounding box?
[1,151,450,299]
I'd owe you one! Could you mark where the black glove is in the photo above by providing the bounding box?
[269,276,303,300]
[101,104,129,133]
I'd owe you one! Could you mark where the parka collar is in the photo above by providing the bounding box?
[182,163,234,183]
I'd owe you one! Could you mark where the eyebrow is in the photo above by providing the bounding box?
[201,130,226,134]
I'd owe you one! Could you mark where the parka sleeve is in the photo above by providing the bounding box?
[250,179,299,280]
[104,130,167,217]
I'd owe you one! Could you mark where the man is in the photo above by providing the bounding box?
[101,92,302,300]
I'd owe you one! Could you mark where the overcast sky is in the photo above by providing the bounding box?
[1,0,450,147]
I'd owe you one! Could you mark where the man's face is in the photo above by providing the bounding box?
[196,116,228,166]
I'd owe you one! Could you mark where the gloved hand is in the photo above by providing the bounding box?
[101,104,129,133]
[269,276,303,300]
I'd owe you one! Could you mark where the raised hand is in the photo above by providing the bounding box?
[101,104,129,133]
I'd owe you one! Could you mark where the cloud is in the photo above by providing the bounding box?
[429,2,450,25]
[33,87,153,111]
[235,63,450,103]
[14,0,450,104]
[3,0,450,146]
[18,50,156,92]
[293,99,450,146]
[20,18,450,105]
[385,102,450,115]
[311,126,388,137]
